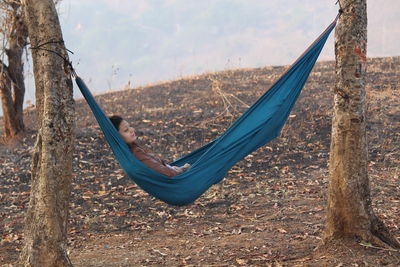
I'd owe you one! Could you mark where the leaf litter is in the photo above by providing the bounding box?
[0,58,399,266]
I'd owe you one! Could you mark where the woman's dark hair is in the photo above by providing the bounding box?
[109,115,124,130]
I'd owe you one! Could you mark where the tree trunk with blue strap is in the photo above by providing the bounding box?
[19,0,75,266]
[325,0,400,248]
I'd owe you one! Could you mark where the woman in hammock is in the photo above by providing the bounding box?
[109,115,191,177]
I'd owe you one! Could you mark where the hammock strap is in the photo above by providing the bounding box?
[30,39,77,77]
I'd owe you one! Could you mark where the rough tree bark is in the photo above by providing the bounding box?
[0,0,28,140]
[19,0,75,266]
[324,0,400,248]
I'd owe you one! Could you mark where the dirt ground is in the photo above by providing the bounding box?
[1,57,399,266]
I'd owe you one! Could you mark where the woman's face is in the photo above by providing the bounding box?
[118,120,137,144]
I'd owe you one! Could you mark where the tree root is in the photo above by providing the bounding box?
[370,214,400,249]
[323,215,400,250]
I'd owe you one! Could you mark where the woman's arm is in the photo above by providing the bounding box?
[169,163,191,173]
[141,157,182,177]
[132,146,182,177]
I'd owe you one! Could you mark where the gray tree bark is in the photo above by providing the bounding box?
[19,0,75,266]
[0,0,28,140]
[324,0,399,248]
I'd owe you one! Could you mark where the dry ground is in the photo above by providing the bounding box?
[1,57,399,266]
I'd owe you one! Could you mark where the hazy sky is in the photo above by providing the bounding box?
[17,0,400,108]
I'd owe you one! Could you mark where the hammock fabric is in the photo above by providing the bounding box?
[76,18,337,206]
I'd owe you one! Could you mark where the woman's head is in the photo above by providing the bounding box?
[109,115,137,144]
[109,115,123,130]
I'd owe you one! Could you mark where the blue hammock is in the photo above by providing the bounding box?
[76,18,337,206]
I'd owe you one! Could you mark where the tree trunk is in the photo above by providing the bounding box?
[0,67,17,138]
[19,0,75,266]
[324,0,399,248]
[0,1,28,140]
